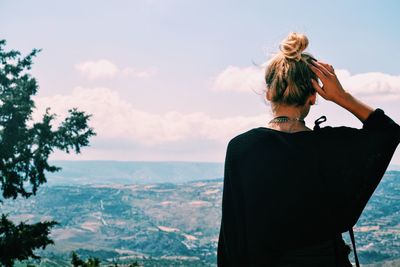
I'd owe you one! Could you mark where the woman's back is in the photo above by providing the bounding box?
[234,127,328,248]
[218,109,400,266]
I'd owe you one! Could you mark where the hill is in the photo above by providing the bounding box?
[2,166,399,266]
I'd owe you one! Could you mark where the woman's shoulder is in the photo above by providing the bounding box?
[225,128,273,154]
[228,128,258,146]
[312,114,360,134]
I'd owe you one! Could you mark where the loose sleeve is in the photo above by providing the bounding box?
[316,108,400,233]
[217,140,247,266]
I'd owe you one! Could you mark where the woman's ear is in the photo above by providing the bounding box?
[266,89,271,101]
[309,92,316,105]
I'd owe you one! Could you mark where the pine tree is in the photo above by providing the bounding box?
[0,40,96,266]
[71,251,100,267]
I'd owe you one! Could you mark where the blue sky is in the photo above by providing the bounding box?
[1,0,400,164]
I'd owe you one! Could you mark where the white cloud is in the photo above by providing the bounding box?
[334,70,400,101]
[212,64,400,101]
[31,86,400,163]
[212,65,265,93]
[121,67,153,78]
[33,87,269,147]
[75,59,118,80]
[75,60,155,80]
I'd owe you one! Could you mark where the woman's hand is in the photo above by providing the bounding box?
[308,60,347,103]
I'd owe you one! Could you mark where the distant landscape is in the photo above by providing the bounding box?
[46,160,225,185]
[1,161,399,266]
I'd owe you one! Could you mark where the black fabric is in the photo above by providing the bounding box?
[217,108,400,267]
[349,228,359,267]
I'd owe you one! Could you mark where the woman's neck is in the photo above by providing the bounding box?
[268,104,311,132]
[267,122,312,132]
[271,104,306,120]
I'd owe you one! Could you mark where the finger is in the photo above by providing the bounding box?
[311,78,326,98]
[318,61,335,73]
[308,63,327,82]
[312,61,332,76]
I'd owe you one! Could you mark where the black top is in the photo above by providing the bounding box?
[217,108,400,267]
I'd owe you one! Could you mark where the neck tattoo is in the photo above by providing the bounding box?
[268,116,305,124]
[267,116,307,133]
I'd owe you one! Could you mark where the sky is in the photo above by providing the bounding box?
[1,0,400,164]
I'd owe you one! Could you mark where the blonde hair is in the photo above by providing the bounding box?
[265,32,317,107]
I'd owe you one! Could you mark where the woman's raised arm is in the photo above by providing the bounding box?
[308,60,374,123]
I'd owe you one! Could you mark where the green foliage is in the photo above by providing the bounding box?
[0,214,58,267]
[0,40,96,199]
[71,251,100,267]
[0,39,96,266]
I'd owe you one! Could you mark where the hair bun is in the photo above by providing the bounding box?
[279,32,309,61]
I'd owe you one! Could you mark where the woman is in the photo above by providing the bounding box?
[217,32,400,267]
